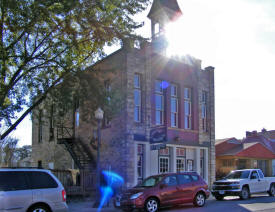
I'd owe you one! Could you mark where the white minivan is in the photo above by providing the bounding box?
[0,168,68,212]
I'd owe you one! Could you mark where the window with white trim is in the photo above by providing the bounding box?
[184,88,192,129]
[200,149,205,178]
[176,148,186,172]
[202,91,207,132]
[155,80,164,125]
[104,80,111,126]
[137,144,144,183]
[134,74,141,122]
[74,98,80,128]
[159,157,169,173]
[49,104,54,141]
[159,148,169,173]
[171,84,178,128]
[38,110,43,143]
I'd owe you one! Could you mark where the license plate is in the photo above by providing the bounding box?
[116,201,121,207]
[219,190,225,195]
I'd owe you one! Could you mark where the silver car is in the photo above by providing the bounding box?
[0,168,68,212]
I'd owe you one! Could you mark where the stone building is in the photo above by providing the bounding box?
[32,0,216,187]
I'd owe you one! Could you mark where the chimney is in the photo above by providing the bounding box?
[205,66,215,72]
[252,130,257,136]
[246,131,252,137]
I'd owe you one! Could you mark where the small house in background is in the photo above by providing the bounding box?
[216,129,275,178]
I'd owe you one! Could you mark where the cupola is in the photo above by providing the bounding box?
[148,0,183,39]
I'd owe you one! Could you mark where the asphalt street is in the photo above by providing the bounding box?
[163,195,275,212]
[68,194,275,212]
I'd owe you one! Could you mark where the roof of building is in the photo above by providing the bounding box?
[148,0,183,21]
[217,129,275,159]
[243,134,275,153]
[215,137,239,145]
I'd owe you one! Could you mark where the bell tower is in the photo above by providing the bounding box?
[148,0,183,40]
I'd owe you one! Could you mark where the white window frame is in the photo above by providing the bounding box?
[159,157,169,173]
[171,84,178,128]
[134,74,141,122]
[202,91,207,132]
[38,110,43,143]
[176,158,185,172]
[184,88,192,129]
[137,144,144,182]
[155,80,164,125]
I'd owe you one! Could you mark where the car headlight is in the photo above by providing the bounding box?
[130,192,143,200]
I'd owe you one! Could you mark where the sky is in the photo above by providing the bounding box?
[12,0,275,146]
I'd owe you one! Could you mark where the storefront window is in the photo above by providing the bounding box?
[159,147,170,173]
[176,148,186,172]
[137,144,144,183]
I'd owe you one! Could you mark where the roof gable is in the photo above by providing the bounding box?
[236,143,275,159]
[147,0,182,21]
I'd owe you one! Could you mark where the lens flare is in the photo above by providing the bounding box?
[97,170,124,212]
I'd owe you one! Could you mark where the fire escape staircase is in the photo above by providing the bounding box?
[57,126,96,170]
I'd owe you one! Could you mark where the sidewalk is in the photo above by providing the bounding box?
[67,195,215,212]
[68,197,117,212]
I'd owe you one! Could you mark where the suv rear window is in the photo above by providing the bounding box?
[0,171,29,191]
[28,171,58,189]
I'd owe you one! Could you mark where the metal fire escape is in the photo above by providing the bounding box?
[57,126,96,170]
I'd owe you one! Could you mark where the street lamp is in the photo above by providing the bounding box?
[93,107,104,208]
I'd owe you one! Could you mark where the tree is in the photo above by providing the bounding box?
[0,0,150,139]
[15,145,31,161]
[0,136,18,167]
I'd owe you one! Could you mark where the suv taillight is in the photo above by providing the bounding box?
[62,189,66,202]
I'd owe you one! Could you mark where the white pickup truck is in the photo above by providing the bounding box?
[211,169,275,200]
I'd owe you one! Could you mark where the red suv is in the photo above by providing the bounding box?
[114,172,210,212]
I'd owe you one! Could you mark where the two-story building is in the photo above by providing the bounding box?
[32,0,216,187]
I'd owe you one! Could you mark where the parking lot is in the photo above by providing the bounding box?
[68,194,275,212]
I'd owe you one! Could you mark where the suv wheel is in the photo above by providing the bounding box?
[29,205,50,212]
[240,187,250,200]
[145,198,159,212]
[214,195,224,201]
[193,192,206,207]
[268,184,275,196]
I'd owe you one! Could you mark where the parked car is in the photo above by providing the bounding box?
[0,168,68,212]
[114,172,210,212]
[212,169,275,200]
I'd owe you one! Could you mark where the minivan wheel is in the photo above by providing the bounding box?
[145,198,159,212]
[240,187,250,200]
[193,192,206,207]
[29,205,50,212]
[268,184,275,196]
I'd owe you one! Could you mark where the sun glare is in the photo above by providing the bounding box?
[165,18,203,58]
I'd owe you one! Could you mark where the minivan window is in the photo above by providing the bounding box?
[29,171,58,189]
[177,174,192,184]
[0,171,28,191]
